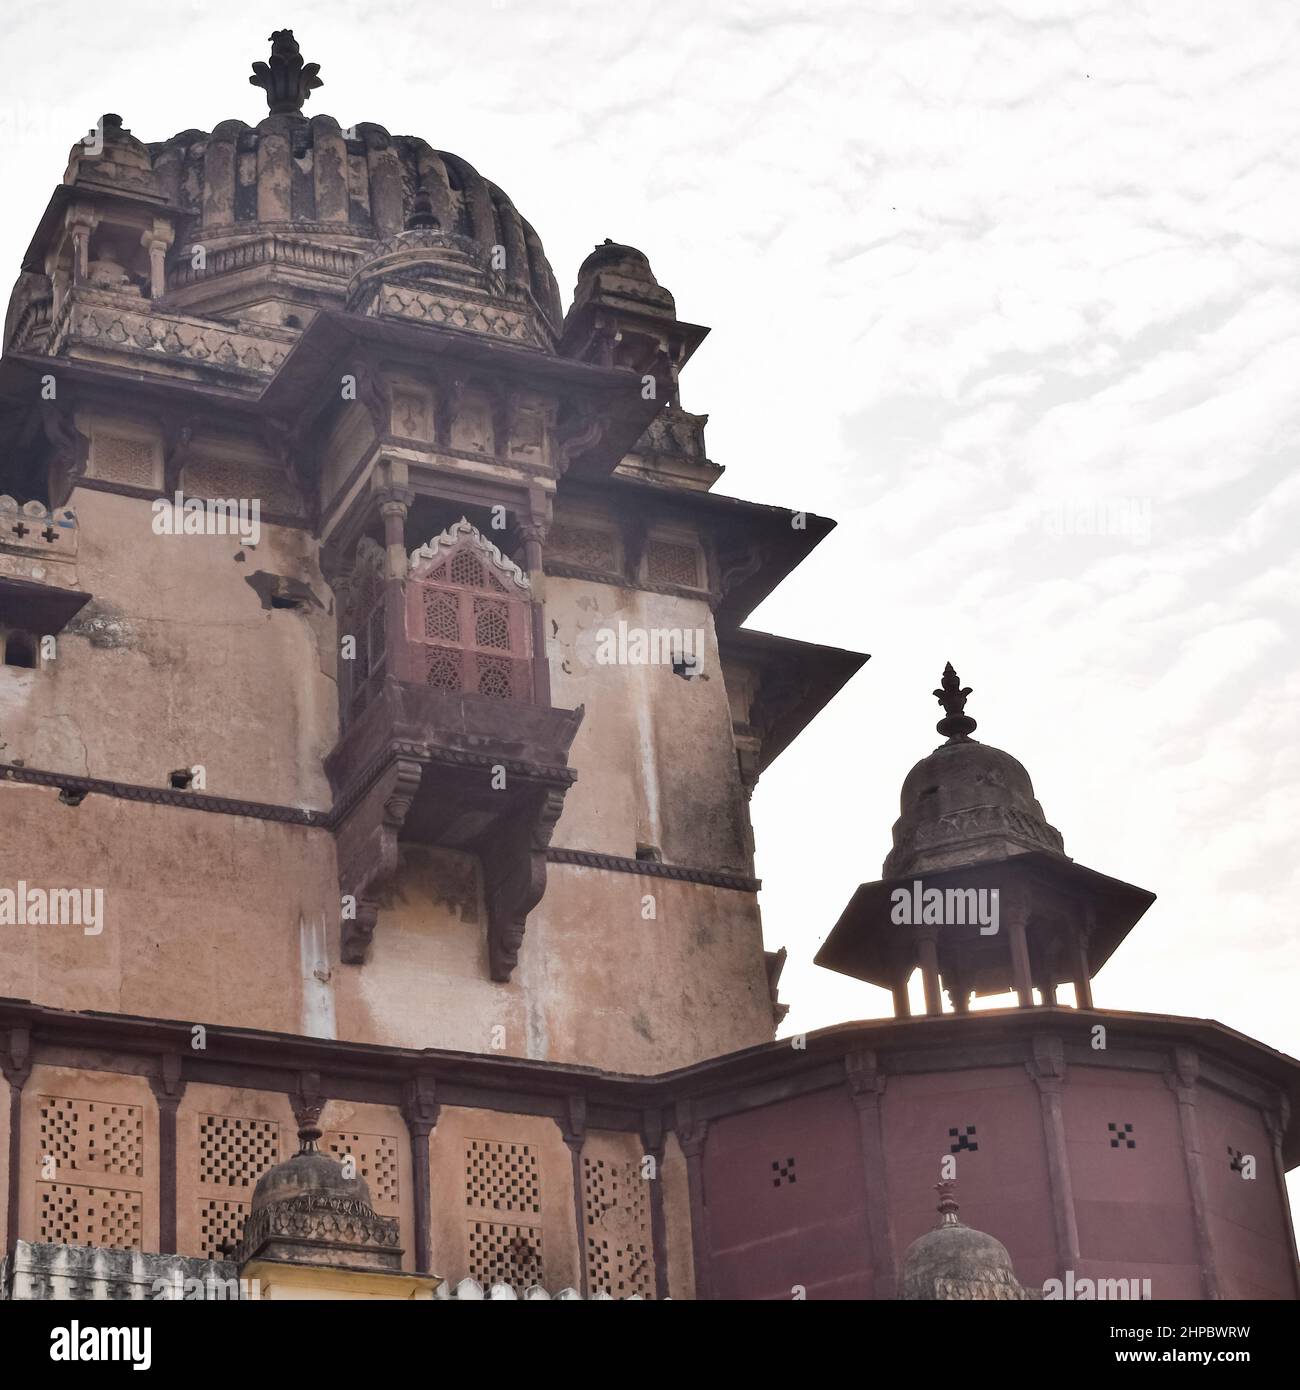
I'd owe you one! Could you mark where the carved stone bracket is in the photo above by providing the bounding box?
[556,1094,587,1152]
[480,784,568,982]
[43,406,90,508]
[326,679,583,976]
[844,1048,887,1107]
[1025,1033,1068,1093]
[335,753,423,963]
[401,1074,441,1135]
[1,1026,32,1089]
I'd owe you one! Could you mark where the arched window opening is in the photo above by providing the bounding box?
[407,520,532,702]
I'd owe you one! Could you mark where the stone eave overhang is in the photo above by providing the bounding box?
[0,348,267,418]
[21,183,185,274]
[816,851,1156,986]
[717,628,869,774]
[558,473,837,626]
[259,308,662,475]
[2,997,1298,1163]
[0,574,92,632]
[558,300,709,368]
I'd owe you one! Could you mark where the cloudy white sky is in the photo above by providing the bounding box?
[2,2,1298,1209]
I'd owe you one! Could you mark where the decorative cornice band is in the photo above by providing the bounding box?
[547,848,759,893]
[0,762,325,826]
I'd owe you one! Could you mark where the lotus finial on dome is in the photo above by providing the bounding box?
[933,662,977,742]
[250,30,323,115]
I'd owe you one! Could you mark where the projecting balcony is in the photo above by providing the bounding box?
[325,521,582,979]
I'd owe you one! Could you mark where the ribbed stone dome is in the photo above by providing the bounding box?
[569,239,675,321]
[884,665,1065,878]
[248,1142,374,1213]
[899,1204,1036,1300]
[141,115,561,326]
[235,1115,402,1272]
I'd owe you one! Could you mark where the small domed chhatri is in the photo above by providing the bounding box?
[884,662,1064,878]
[817,664,1155,1016]
[899,1184,1038,1301]
[236,1108,401,1271]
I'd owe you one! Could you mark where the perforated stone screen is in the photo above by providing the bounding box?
[197,1198,248,1260]
[38,1183,143,1250]
[324,1130,400,1210]
[464,1138,542,1289]
[198,1115,281,1188]
[550,524,619,574]
[468,1221,544,1289]
[39,1097,143,1178]
[582,1155,653,1299]
[645,539,700,588]
[465,1138,540,1215]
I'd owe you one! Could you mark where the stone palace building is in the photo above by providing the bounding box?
[0,32,1296,1300]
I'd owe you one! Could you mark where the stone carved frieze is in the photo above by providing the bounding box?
[376,286,538,345]
[902,803,1065,856]
[236,1193,400,1260]
[50,291,291,380]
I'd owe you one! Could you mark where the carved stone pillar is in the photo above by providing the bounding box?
[640,1110,670,1301]
[141,220,175,299]
[1073,917,1094,1008]
[556,1096,589,1298]
[2,1028,32,1247]
[845,1050,897,1298]
[676,1102,713,1300]
[376,488,413,681]
[1026,1034,1079,1280]
[891,966,912,1019]
[68,213,95,285]
[1006,898,1035,1007]
[916,927,942,1015]
[148,1055,186,1255]
[518,508,551,706]
[1164,1048,1221,1300]
[1262,1097,1300,1300]
[401,1075,440,1275]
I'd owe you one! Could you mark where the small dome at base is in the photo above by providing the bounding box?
[899,1184,1039,1300]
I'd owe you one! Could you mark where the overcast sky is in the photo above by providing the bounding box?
[2,2,1297,1212]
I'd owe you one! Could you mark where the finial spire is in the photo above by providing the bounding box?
[250,30,323,116]
[935,1180,961,1227]
[933,662,977,742]
[295,1102,323,1155]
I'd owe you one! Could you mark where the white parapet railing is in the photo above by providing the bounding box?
[437,1277,657,1301]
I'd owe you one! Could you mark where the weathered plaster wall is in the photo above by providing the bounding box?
[706,1084,873,1299]
[0,784,337,1034]
[1,484,335,809]
[1061,1064,1201,1298]
[338,856,770,1071]
[546,576,750,871]
[525,867,771,1071]
[1196,1083,1298,1299]
[3,468,774,1071]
